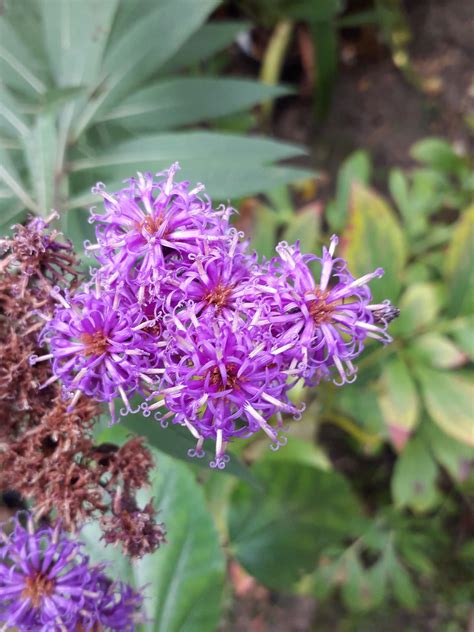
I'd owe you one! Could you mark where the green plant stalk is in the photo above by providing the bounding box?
[259,19,294,123]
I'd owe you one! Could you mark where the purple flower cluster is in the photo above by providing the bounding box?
[37,163,396,466]
[0,514,142,632]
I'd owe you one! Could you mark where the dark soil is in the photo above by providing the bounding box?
[274,0,473,189]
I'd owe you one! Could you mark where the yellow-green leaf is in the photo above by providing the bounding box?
[416,368,474,447]
[378,356,420,451]
[390,283,441,337]
[445,205,474,316]
[410,333,468,369]
[343,182,406,303]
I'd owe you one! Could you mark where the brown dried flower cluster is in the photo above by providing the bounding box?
[0,215,165,557]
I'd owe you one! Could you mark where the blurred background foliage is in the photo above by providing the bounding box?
[1,0,473,631]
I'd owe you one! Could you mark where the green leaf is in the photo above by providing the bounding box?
[82,450,226,632]
[389,555,418,609]
[311,20,338,118]
[39,0,118,88]
[445,205,474,317]
[421,423,473,483]
[22,112,57,214]
[340,549,374,611]
[0,83,30,138]
[410,137,466,174]
[449,315,474,361]
[68,132,311,200]
[281,203,321,253]
[416,367,474,447]
[0,1,48,97]
[98,78,290,131]
[73,0,219,136]
[388,167,410,223]
[378,356,420,451]
[410,332,468,369]
[250,204,280,259]
[161,21,250,73]
[342,182,406,303]
[391,437,439,512]
[121,406,258,487]
[327,150,372,232]
[390,283,441,337]
[60,207,96,261]
[228,461,363,590]
[258,435,331,470]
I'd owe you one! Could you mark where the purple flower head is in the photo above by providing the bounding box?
[175,231,264,324]
[146,318,303,468]
[33,283,162,420]
[266,236,394,385]
[0,513,143,632]
[86,164,232,294]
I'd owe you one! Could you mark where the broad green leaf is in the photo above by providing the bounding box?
[390,283,441,337]
[416,367,474,446]
[342,182,406,303]
[410,137,466,174]
[282,203,321,253]
[121,406,258,487]
[327,150,372,232]
[449,315,474,361]
[255,435,331,470]
[73,0,219,136]
[445,205,474,317]
[228,461,363,589]
[391,437,439,512]
[22,112,57,215]
[421,423,473,483]
[378,356,420,451]
[40,0,118,88]
[410,333,468,369]
[98,78,290,131]
[336,380,387,436]
[162,21,250,73]
[82,450,226,632]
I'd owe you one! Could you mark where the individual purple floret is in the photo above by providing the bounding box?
[86,164,232,295]
[33,284,162,420]
[0,513,143,632]
[145,318,303,468]
[263,236,394,385]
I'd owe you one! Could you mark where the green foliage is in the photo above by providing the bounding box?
[0,0,310,234]
[228,460,363,590]
[82,450,226,632]
[244,138,473,619]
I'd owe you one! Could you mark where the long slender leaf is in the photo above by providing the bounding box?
[22,112,57,214]
[72,0,219,138]
[39,0,118,88]
[0,1,48,97]
[97,77,290,130]
[162,21,250,73]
